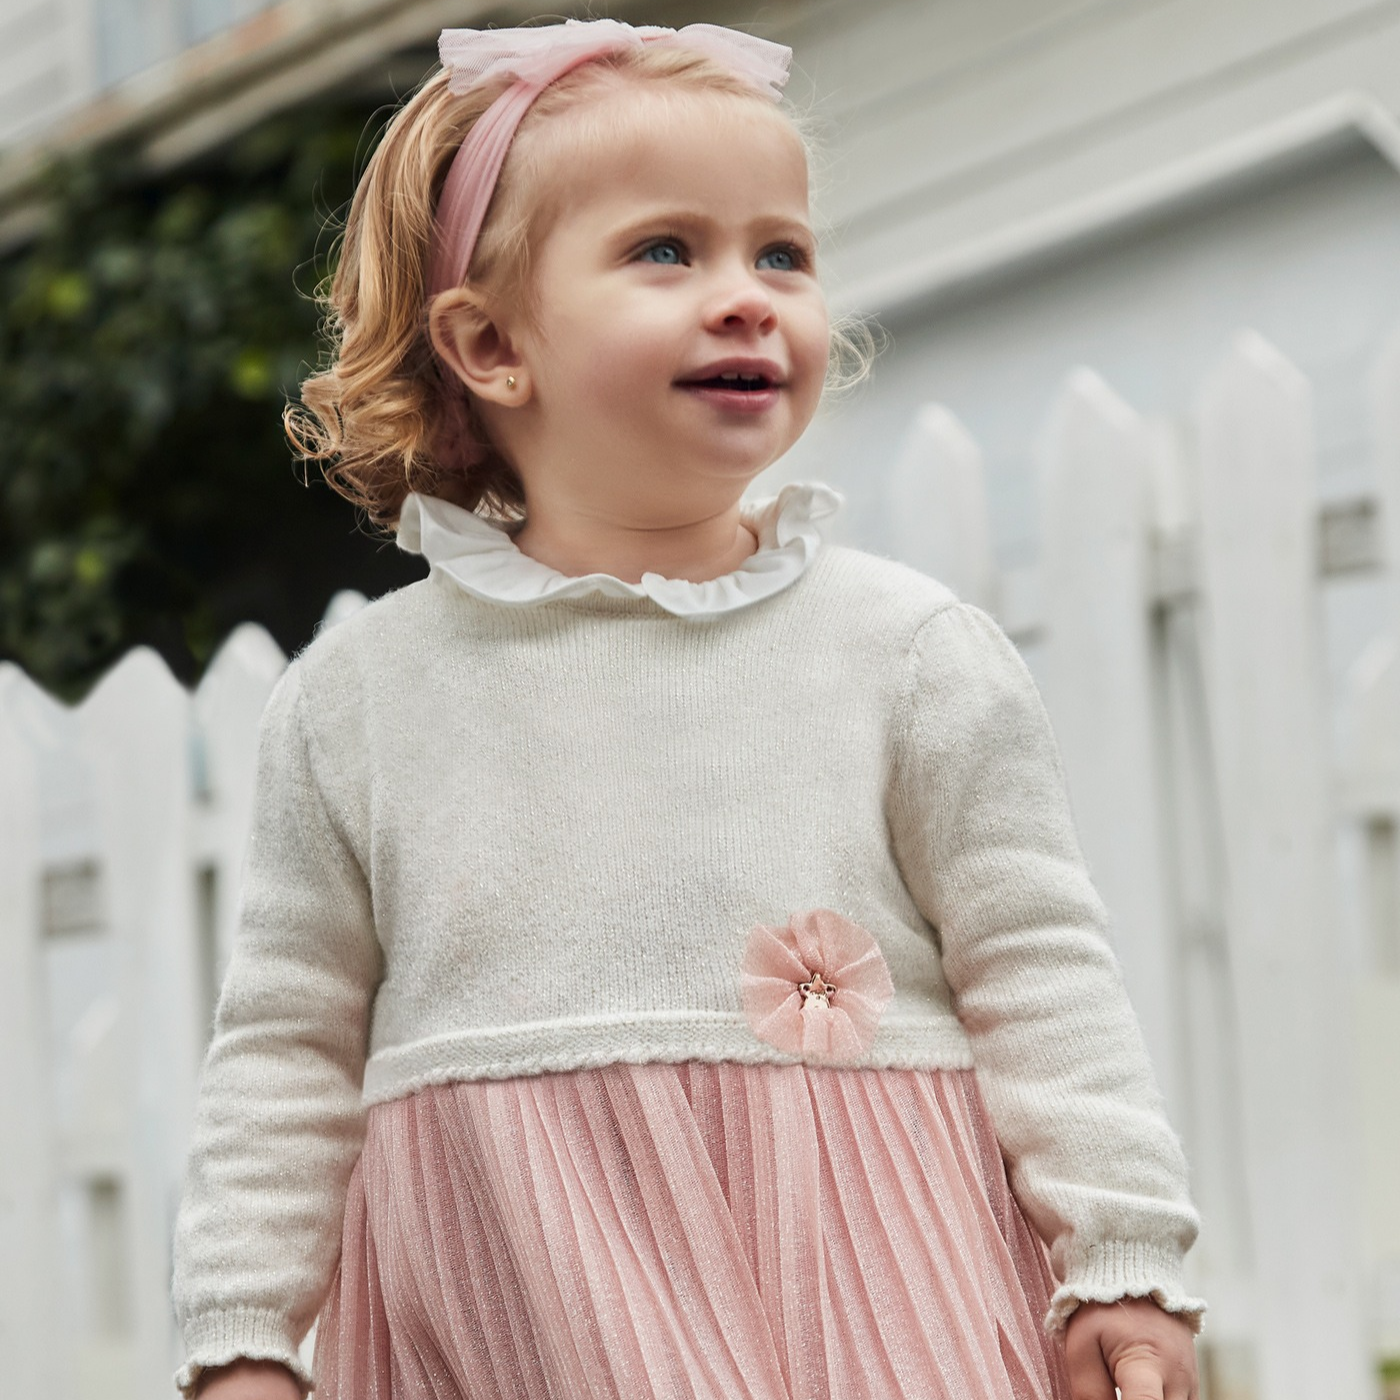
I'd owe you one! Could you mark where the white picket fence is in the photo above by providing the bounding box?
[0,591,363,1399]
[3,329,1399,1400]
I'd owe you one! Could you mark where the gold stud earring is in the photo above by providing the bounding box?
[506,375,517,390]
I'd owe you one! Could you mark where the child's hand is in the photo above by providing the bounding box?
[193,1358,305,1400]
[1063,1296,1199,1400]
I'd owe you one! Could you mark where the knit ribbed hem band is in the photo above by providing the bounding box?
[361,1011,975,1104]
[1045,1239,1208,1336]
[175,1305,312,1399]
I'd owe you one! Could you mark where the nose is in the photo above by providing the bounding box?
[704,261,778,334]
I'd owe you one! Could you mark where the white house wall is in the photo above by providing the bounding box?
[0,0,93,146]
[785,0,1400,315]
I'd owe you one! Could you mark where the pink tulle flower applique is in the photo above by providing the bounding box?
[740,908,894,1063]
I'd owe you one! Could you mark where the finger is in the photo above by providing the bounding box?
[1163,1364,1198,1400]
[1114,1355,1166,1400]
[1063,1337,1116,1400]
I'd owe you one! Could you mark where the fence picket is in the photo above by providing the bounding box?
[0,664,63,1397]
[1359,328,1400,972]
[1370,328,1400,623]
[886,403,998,612]
[1194,331,1370,1399]
[1037,369,1183,1121]
[190,624,287,1015]
[77,648,198,1396]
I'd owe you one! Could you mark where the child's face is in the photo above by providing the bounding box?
[498,87,829,513]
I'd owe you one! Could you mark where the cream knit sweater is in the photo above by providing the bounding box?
[172,491,1204,1394]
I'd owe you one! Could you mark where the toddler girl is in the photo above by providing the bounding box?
[173,18,1206,1400]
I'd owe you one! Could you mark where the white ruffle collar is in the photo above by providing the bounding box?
[396,481,844,620]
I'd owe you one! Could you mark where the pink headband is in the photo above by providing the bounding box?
[425,18,792,299]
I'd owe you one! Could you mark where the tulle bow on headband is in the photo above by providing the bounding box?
[438,19,790,101]
[427,18,792,298]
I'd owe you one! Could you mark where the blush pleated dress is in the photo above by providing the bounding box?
[311,486,1073,1399]
[314,1063,1071,1400]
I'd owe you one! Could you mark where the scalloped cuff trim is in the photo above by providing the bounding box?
[174,1307,313,1398]
[1042,1240,1207,1337]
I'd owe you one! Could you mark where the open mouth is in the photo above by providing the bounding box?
[684,372,774,391]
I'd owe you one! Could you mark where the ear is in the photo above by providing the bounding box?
[428,289,530,405]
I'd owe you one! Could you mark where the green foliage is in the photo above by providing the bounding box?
[0,101,426,703]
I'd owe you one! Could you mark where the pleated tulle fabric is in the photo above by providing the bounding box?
[314,1064,1072,1400]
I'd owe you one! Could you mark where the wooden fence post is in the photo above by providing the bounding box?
[886,403,999,613]
[1342,325,1400,1365]
[1195,330,1370,1399]
[1036,368,1183,1120]
[1360,327,1400,978]
[190,623,287,1034]
[0,665,62,1397]
[1372,327,1400,640]
[1339,634,1400,1369]
[78,648,201,1398]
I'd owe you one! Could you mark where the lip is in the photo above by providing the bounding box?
[678,383,782,414]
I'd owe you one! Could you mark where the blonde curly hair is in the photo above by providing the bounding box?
[286,43,873,529]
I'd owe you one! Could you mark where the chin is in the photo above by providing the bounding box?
[692,453,785,485]
[694,429,795,472]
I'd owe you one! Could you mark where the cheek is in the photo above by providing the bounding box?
[792,299,832,394]
[545,309,675,403]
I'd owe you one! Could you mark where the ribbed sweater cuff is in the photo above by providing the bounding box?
[174,1307,313,1399]
[1044,1241,1208,1336]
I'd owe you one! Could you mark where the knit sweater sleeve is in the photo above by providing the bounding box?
[171,658,382,1397]
[888,601,1206,1336]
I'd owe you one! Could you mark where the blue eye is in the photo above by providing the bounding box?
[639,239,685,265]
[758,245,803,272]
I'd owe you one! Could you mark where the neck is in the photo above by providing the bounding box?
[510,498,761,584]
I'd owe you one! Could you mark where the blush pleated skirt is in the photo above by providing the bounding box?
[313,1063,1072,1400]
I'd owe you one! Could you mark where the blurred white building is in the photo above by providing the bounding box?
[4,3,1400,1399]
